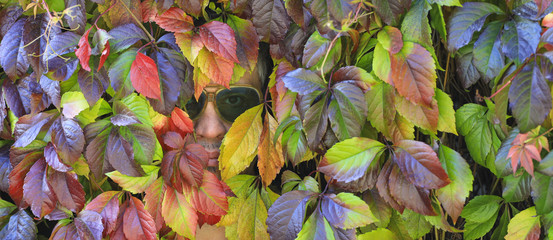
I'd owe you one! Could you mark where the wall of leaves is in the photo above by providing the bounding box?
[0,0,552,239]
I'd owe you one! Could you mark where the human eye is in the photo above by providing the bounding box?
[222,94,244,106]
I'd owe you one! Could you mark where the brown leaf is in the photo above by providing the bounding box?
[47,171,85,213]
[123,196,157,240]
[388,164,436,216]
[85,191,122,236]
[23,158,56,218]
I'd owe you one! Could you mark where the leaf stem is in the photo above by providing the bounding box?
[119,0,156,42]
[485,60,528,100]
[93,0,118,27]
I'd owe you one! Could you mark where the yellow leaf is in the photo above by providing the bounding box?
[105,165,159,194]
[219,104,263,180]
[258,114,284,186]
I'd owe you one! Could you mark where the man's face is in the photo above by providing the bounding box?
[193,69,262,168]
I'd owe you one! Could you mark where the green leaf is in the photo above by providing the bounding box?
[321,192,378,229]
[435,89,457,135]
[358,228,397,240]
[108,49,137,99]
[366,82,396,140]
[531,172,553,214]
[473,21,505,81]
[505,207,541,240]
[428,0,460,6]
[400,209,431,239]
[464,210,499,240]
[318,137,385,183]
[119,124,156,166]
[508,63,552,133]
[401,0,440,69]
[502,173,531,203]
[75,98,111,126]
[436,145,473,223]
[396,95,439,133]
[447,2,504,52]
[456,103,500,173]
[377,26,403,54]
[373,42,391,84]
[328,83,367,140]
[429,4,447,42]
[219,104,263,180]
[106,165,159,194]
[236,190,270,239]
[120,94,153,127]
[491,209,510,240]
[460,195,502,223]
[61,91,89,119]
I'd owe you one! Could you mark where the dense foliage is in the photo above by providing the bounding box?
[0,0,552,239]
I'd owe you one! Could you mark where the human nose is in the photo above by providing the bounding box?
[194,101,227,140]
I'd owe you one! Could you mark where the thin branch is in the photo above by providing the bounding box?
[119,0,156,42]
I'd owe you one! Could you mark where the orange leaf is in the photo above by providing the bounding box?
[130,52,161,100]
[508,133,543,176]
[257,114,284,186]
[169,107,194,137]
[162,186,197,239]
[154,7,194,33]
[196,48,234,88]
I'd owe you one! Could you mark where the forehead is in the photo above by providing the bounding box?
[206,67,262,91]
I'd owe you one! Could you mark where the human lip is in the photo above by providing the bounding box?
[207,151,219,167]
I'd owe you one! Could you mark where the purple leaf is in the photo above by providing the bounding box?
[111,101,141,126]
[13,111,57,148]
[23,158,57,218]
[148,48,184,115]
[78,67,109,106]
[109,23,149,52]
[0,209,37,240]
[267,191,315,240]
[303,92,329,151]
[51,116,85,165]
[64,0,87,34]
[0,145,11,192]
[106,128,144,177]
[388,163,436,216]
[0,5,23,39]
[51,222,79,240]
[447,2,504,53]
[328,82,367,140]
[84,119,112,180]
[39,75,61,109]
[500,18,541,64]
[509,62,552,132]
[372,0,411,25]
[394,140,450,189]
[44,143,72,172]
[2,79,27,117]
[23,14,60,76]
[75,210,104,240]
[47,171,85,213]
[43,31,80,61]
[252,0,290,43]
[109,49,137,99]
[0,18,29,81]
[282,68,326,95]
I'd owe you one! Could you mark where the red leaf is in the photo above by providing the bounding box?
[47,171,85,213]
[394,140,450,189]
[199,21,239,63]
[187,170,229,217]
[390,42,436,107]
[110,199,130,240]
[163,132,185,150]
[74,210,104,240]
[388,163,436,216]
[154,7,194,33]
[375,161,404,213]
[141,0,157,22]
[8,151,42,208]
[44,143,72,172]
[144,178,166,232]
[98,41,110,71]
[169,107,194,137]
[178,145,206,187]
[76,28,92,71]
[123,196,157,240]
[131,52,161,100]
[85,191,122,236]
[23,158,56,218]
